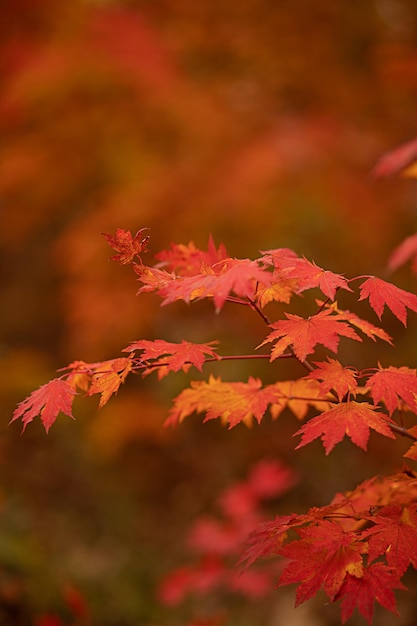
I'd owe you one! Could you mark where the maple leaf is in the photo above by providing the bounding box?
[294,401,395,454]
[372,136,417,178]
[270,378,330,420]
[335,563,405,625]
[166,375,280,428]
[11,378,77,433]
[134,263,175,293]
[358,276,417,326]
[307,358,358,401]
[240,514,309,568]
[102,227,149,264]
[277,520,365,604]
[159,258,271,312]
[284,257,352,300]
[155,236,228,276]
[59,360,93,392]
[87,357,133,409]
[388,233,417,275]
[260,309,361,362]
[366,365,417,415]
[260,247,300,271]
[364,503,417,575]
[123,339,220,378]
[403,427,417,460]
[255,276,297,308]
[333,307,393,344]
[260,249,351,300]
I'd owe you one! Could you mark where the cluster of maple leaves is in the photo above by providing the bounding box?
[12,226,417,624]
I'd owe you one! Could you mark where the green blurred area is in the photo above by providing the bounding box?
[2,0,417,624]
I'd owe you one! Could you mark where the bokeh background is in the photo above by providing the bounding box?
[2,1,417,624]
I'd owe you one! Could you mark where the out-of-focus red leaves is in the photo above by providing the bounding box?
[372,137,417,178]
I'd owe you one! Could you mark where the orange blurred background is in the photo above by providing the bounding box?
[2,1,417,624]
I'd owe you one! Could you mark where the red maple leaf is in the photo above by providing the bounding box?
[11,378,77,433]
[334,307,393,344]
[306,358,358,401]
[239,514,308,568]
[260,249,351,300]
[155,236,228,276]
[335,562,405,625]
[134,263,175,293]
[123,339,220,378]
[366,365,417,415]
[364,504,417,575]
[403,427,417,460]
[158,257,271,312]
[277,520,365,604]
[102,227,149,264]
[166,375,280,428]
[294,401,395,454]
[372,136,417,178]
[388,233,417,275]
[283,257,352,300]
[358,276,417,326]
[260,309,361,362]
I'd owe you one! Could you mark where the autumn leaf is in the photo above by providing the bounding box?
[87,357,133,408]
[366,365,417,415]
[134,263,175,293]
[158,257,271,311]
[260,309,361,362]
[388,233,417,275]
[364,503,417,575]
[11,378,77,433]
[372,136,417,178]
[335,562,405,625]
[166,375,280,428]
[358,276,417,326]
[239,514,309,568]
[155,236,228,276]
[123,338,220,378]
[283,257,352,300]
[260,250,351,300]
[403,427,417,460]
[255,276,297,308]
[294,401,395,454]
[102,227,149,264]
[333,307,393,344]
[270,378,330,420]
[277,520,365,604]
[307,358,358,401]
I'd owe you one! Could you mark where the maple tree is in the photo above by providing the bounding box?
[11,226,417,625]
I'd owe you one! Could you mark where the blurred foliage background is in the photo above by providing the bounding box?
[2,0,417,624]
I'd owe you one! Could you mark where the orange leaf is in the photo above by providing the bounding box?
[261,309,361,362]
[87,357,133,409]
[159,258,271,312]
[270,379,330,420]
[307,358,358,401]
[155,236,228,276]
[294,401,395,454]
[166,375,280,428]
